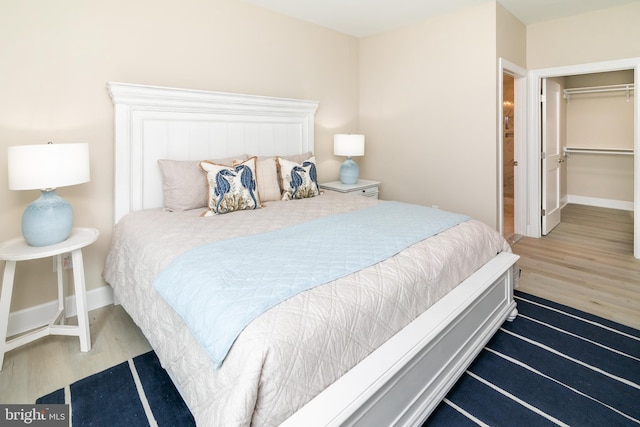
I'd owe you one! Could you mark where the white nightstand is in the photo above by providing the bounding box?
[320,179,381,199]
[0,227,99,370]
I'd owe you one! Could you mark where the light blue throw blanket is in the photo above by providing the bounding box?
[152,201,470,368]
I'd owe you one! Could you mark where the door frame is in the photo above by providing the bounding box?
[527,57,640,259]
[498,58,528,237]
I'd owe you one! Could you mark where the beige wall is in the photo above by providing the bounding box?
[566,71,635,151]
[528,4,639,207]
[359,3,500,225]
[3,0,639,314]
[565,71,635,202]
[527,3,640,69]
[0,0,359,311]
[496,3,526,68]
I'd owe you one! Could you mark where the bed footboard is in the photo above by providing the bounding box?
[282,251,519,427]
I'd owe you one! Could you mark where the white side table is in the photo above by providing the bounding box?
[0,227,99,370]
[319,179,381,199]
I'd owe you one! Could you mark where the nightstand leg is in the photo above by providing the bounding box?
[0,261,17,371]
[71,249,91,352]
[55,254,65,325]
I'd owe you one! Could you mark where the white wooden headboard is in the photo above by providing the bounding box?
[107,82,319,223]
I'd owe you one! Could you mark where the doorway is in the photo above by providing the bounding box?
[498,59,527,243]
[527,58,640,259]
[542,71,634,238]
[502,73,516,242]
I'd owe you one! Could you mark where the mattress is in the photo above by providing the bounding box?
[103,191,511,426]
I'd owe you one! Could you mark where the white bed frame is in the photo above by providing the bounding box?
[107,82,519,426]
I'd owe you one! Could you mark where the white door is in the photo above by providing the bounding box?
[541,78,562,235]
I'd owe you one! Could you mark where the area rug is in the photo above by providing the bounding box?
[426,291,640,426]
[36,351,194,426]
[38,291,639,426]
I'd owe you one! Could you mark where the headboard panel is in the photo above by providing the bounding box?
[107,82,319,223]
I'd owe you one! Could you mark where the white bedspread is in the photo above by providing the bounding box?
[103,191,511,426]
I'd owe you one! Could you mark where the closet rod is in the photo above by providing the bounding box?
[563,147,634,156]
[564,84,634,102]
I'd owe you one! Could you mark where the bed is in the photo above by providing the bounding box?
[103,82,519,426]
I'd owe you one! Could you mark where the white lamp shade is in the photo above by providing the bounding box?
[334,134,365,157]
[8,143,90,190]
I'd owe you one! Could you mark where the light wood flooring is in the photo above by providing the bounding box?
[0,304,151,404]
[512,203,640,329]
[1,203,638,404]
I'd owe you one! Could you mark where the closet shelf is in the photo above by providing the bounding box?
[563,84,634,102]
[563,147,634,157]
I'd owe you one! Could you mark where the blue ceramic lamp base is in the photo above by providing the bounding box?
[22,190,73,247]
[339,157,359,185]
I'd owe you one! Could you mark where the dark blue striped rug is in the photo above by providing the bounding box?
[37,351,195,426]
[37,291,639,426]
[426,291,640,426]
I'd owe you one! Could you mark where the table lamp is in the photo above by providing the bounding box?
[8,142,90,247]
[333,134,365,185]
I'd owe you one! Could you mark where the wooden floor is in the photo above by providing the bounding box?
[1,203,638,404]
[512,203,640,329]
[0,304,151,404]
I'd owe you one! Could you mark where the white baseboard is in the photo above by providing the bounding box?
[7,285,114,338]
[566,195,634,211]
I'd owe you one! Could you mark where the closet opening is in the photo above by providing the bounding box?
[543,70,635,245]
